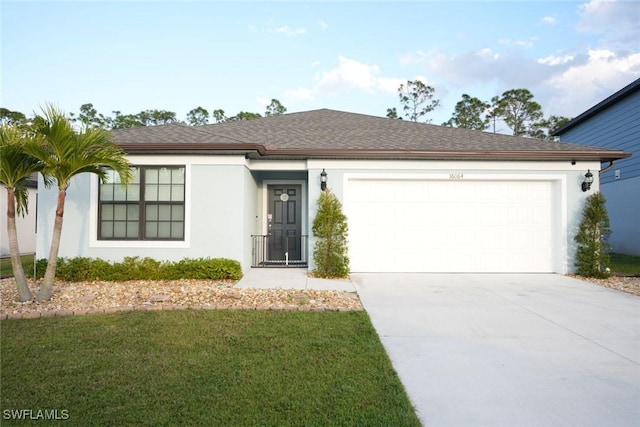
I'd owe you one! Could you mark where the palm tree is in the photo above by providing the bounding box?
[0,125,46,301]
[27,105,132,301]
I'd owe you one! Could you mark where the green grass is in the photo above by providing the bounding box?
[610,252,640,276]
[0,310,420,426]
[0,254,35,278]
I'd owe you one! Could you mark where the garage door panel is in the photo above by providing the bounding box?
[345,179,556,273]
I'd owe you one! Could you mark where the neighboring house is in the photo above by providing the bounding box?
[553,78,639,256]
[35,109,630,274]
[1,176,37,257]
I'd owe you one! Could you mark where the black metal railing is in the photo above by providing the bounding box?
[251,235,308,267]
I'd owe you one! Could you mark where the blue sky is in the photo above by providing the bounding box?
[2,0,639,126]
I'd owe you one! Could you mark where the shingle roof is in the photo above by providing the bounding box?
[111,109,630,161]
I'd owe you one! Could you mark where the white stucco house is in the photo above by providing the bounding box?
[35,109,630,274]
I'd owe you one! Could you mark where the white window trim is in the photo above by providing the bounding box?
[89,164,191,249]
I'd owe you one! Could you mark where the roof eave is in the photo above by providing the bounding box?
[118,144,631,162]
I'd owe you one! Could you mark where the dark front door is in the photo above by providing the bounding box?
[268,185,302,263]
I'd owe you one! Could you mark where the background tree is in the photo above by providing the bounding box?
[527,115,572,140]
[312,189,349,278]
[385,107,402,119]
[575,191,612,278]
[228,111,262,121]
[443,94,490,130]
[138,109,178,126]
[0,126,47,301]
[212,109,227,123]
[493,89,543,136]
[0,108,28,127]
[398,80,440,122]
[186,106,210,126]
[70,103,110,129]
[110,111,143,129]
[265,99,287,116]
[26,105,133,301]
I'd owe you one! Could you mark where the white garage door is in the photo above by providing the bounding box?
[345,178,557,273]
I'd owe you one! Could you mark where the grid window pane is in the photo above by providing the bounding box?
[157,222,171,238]
[172,206,184,221]
[146,205,158,221]
[101,222,113,238]
[146,222,157,238]
[100,184,114,201]
[158,205,171,221]
[99,166,185,241]
[113,222,127,238]
[146,169,158,184]
[172,168,184,184]
[158,185,171,201]
[159,168,171,184]
[126,222,139,238]
[113,185,127,201]
[172,185,184,201]
[145,185,158,201]
[101,205,113,220]
[171,222,184,238]
[127,184,140,201]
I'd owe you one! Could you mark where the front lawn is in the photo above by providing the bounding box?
[0,310,420,426]
[610,253,640,276]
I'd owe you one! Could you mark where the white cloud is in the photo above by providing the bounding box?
[426,47,549,87]
[543,49,640,116]
[377,77,405,94]
[542,16,557,25]
[498,38,535,49]
[577,0,640,47]
[538,54,575,66]
[281,56,405,107]
[319,19,328,30]
[271,25,307,37]
[311,60,321,68]
[315,56,382,93]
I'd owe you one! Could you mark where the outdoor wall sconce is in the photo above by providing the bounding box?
[582,169,594,192]
[320,169,328,191]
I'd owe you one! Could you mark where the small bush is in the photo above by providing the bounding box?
[28,257,243,282]
[575,192,612,278]
[312,189,350,278]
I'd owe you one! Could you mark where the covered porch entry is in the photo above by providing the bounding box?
[250,171,308,267]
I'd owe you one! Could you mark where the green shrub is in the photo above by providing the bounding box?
[312,189,350,278]
[575,192,612,278]
[28,257,243,282]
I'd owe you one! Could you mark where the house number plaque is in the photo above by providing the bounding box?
[449,173,464,180]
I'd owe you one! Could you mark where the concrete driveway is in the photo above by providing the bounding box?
[351,274,640,427]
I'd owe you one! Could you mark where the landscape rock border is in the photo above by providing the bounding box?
[0,278,363,320]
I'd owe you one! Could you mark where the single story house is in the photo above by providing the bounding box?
[552,78,639,256]
[35,109,630,274]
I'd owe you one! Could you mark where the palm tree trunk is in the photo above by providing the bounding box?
[6,187,32,302]
[36,189,66,302]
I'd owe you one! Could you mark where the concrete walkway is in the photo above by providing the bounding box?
[236,268,355,292]
[351,273,640,427]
